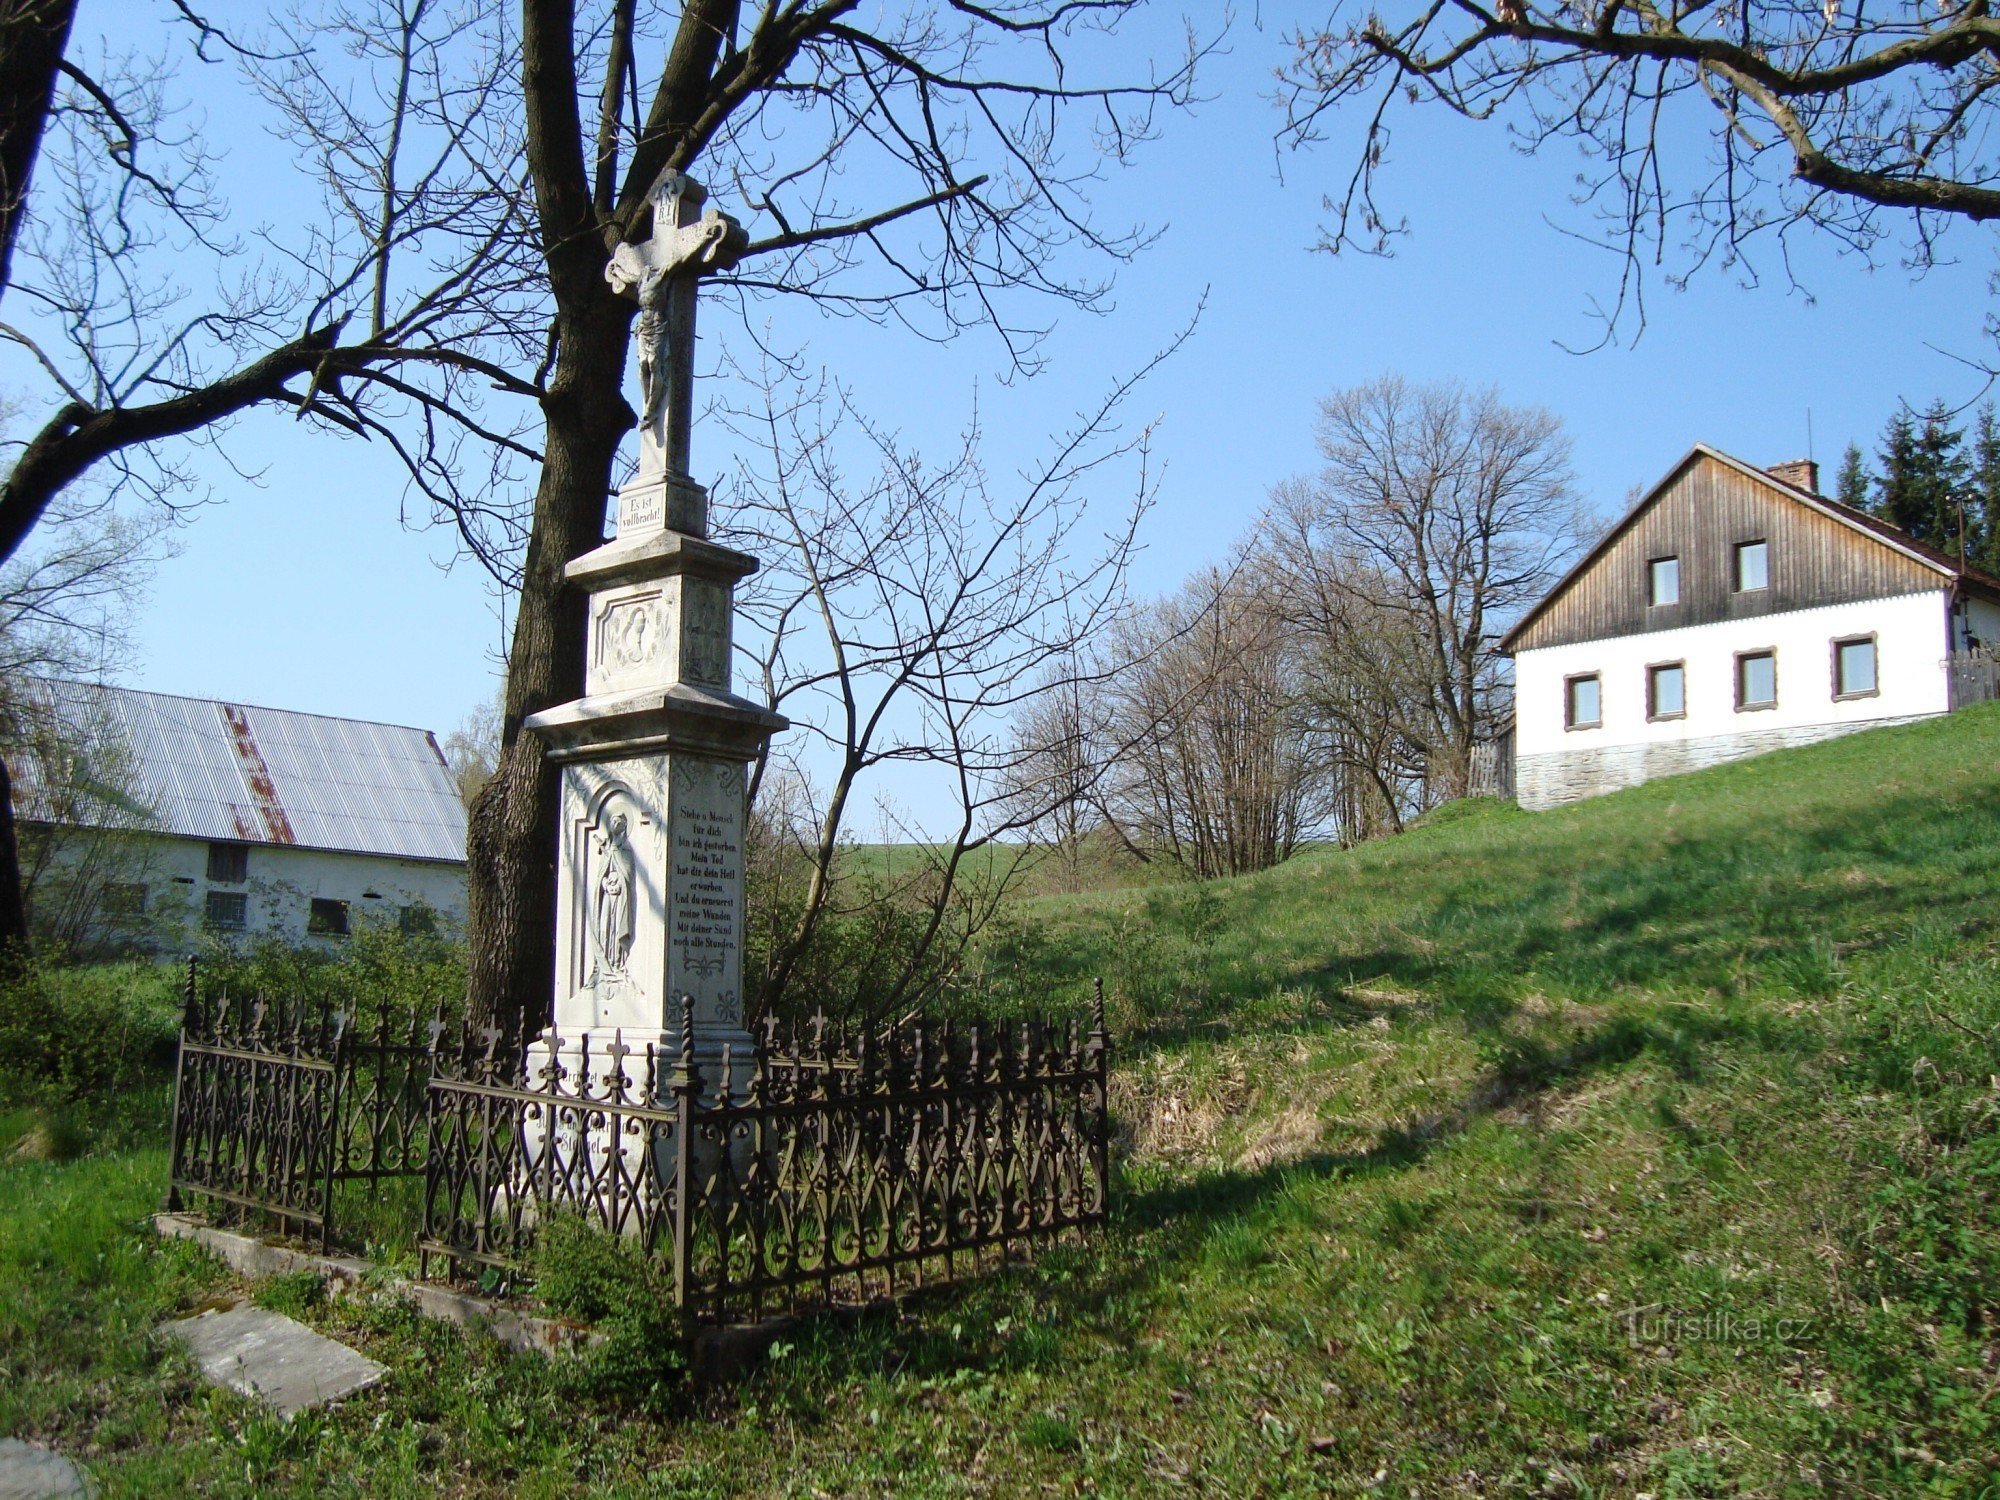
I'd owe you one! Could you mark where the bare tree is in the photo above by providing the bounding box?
[0,0,76,302]
[1001,656,1117,894]
[440,694,503,811]
[464,0,1210,1037]
[719,348,1160,1021]
[0,486,170,953]
[1096,566,1334,878]
[1280,0,2000,339]
[0,3,1205,1023]
[1265,375,1586,806]
[0,0,548,944]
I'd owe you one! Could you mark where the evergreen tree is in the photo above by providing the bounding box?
[1874,402,1966,553]
[1969,403,2000,574]
[1834,442,1869,510]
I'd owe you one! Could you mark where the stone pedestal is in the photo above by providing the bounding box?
[523,475,786,1084]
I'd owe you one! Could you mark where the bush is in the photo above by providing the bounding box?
[0,959,181,1107]
[533,1215,688,1408]
[197,918,466,1031]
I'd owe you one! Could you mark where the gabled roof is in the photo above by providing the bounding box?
[1499,443,2000,653]
[9,681,467,864]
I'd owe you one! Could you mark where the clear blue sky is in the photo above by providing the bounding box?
[24,6,1997,769]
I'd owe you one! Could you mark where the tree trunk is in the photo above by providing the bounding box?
[462,0,637,1040]
[0,0,77,304]
[0,755,29,957]
[462,293,633,1041]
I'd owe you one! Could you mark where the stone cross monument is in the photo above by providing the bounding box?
[523,169,785,1086]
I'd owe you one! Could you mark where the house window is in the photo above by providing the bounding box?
[101,883,147,918]
[1736,650,1778,710]
[1734,540,1769,592]
[308,898,351,937]
[1834,636,1878,698]
[1565,673,1602,730]
[1648,557,1680,606]
[1648,662,1686,720]
[204,890,248,931]
[398,903,437,937]
[206,842,248,883]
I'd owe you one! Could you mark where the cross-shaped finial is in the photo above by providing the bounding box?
[604,170,749,484]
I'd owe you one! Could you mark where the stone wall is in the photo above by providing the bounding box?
[1516,714,1932,810]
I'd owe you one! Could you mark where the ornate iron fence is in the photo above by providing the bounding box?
[420,987,1111,1324]
[165,959,439,1248]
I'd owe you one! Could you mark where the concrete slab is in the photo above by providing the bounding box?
[0,1439,91,1499]
[162,1302,384,1418]
[153,1214,597,1357]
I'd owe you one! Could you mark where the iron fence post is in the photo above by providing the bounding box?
[1089,977,1110,1226]
[163,954,199,1213]
[320,1010,350,1251]
[670,993,697,1319]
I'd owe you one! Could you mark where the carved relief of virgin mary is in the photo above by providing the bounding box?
[589,812,637,983]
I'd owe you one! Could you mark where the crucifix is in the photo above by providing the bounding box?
[605,169,749,482]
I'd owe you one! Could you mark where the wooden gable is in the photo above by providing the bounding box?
[1505,449,1947,654]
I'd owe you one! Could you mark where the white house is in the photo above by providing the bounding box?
[1501,445,2000,811]
[11,682,468,949]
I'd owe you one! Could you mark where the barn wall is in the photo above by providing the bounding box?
[30,830,466,953]
[1512,454,1943,654]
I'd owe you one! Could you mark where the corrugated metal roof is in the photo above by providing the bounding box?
[9,681,467,864]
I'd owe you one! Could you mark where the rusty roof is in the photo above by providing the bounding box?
[10,681,466,864]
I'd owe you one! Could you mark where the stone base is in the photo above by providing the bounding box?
[1516,713,1932,810]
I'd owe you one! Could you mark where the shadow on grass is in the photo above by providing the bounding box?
[751,997,1788,1402]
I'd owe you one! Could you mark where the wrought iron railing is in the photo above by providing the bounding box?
[166,954,1111,1323]
[165,959,438,1248]
[420,988,1111,1324]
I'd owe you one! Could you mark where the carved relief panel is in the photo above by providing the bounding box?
[588,585,676,696]
[554,756,667,1032]
[679,578,732,690]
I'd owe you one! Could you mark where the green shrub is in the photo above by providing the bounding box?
[532,1215,688,1408]
[198,919,465,1031]
[0,960,180,1107]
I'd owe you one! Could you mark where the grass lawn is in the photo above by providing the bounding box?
[5,709,2000,1495]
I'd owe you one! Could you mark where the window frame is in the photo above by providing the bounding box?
[1733,539,1770,594]
[100,882,148,918]
[1646,660,1688,722]
[1735,648,1779,712]
[1564,671,1603,731]
[1832,633,1880,701]
[307,897,352,938]
[205,842,249,884]
[204,889,248,931]
[1647,555,1681,608]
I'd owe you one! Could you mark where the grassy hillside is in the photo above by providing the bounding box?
[6,710,2000,1495]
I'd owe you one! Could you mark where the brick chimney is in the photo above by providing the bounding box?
[1766,458,1820,495]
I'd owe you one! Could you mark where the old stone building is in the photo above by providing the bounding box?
[1503,445,2000,810]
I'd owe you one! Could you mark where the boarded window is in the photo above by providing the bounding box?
[204,890,247,930]
[308,898,351,937]
[1566,673,1602,729]
[1648,557,1679,606]
[101,883,147,917]
[1734,540,1769,592]
[206,843,248,883]
[1737,650,1777,709]
[1835,637,1878,697]
[1648,663,1686,719]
